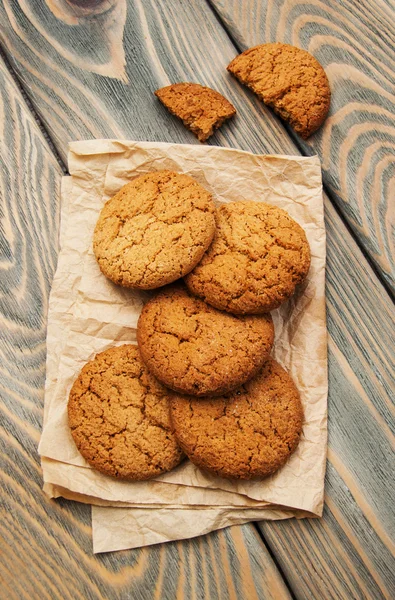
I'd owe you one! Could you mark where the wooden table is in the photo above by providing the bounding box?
[0,1,393,598]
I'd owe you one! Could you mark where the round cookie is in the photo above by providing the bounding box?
[169,358,303,479]
[185,201,311,314]
[68,345,183,480]
[93,171,216,289]
[137,284,274,396]
[227,43,330,139]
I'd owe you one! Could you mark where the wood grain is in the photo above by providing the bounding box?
[0,0,394,598]
[0,0,301,159]
[0,48,293,600]
[209,0,395,292]
[260,202,395,599]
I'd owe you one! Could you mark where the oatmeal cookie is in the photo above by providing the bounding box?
[137,284,274,396]
[93,170,216,289]
[68,345,183,479]
[170,358,303,479]
[185,201,311,314]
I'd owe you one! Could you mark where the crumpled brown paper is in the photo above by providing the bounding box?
[39,140,327,553]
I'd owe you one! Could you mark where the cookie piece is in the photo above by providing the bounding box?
[170,358,303,479]
[137,284,274,396]
[185,201,311,314]
[68,345,183,479]
[227,43,330,138]
[155,83,236,142]
[93,171,216,289]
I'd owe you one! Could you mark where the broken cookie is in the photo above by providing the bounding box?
[227,43,330,138]
[155,82,236,142]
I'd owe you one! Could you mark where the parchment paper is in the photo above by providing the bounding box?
[40,140,327,553]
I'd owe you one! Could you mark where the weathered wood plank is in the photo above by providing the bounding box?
[0,53,292,600]
[0,0,394,598]
[260,202,395,599]
[209,0,395,292]
[0,0,301,158]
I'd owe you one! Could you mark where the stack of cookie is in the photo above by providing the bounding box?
[68,170,311,482]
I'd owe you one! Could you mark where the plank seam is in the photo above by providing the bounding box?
[252,522,298,600]
[0,43,68,175]
[204,0,395,302]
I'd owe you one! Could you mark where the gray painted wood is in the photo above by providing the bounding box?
[209,0,395,293]
[0,0,303,158]
[260,203,395,599]
[0,0,394,598]
[0,53,292,600]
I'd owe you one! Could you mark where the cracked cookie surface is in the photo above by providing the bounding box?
[169,358,303,479]
[185,201,311,314]
[155,83,236,142]
[227,43,330,139]
[137,284,274,396]
[93,171,216,289]
[68,345,183,479]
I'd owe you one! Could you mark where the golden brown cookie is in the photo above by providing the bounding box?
[68,345,183,479]
[170,358,303,479]
[137,284,274,396]
[93,171,216,289]
[227,43,330,138]
[185,201,311,314]
[155,83,236,142]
